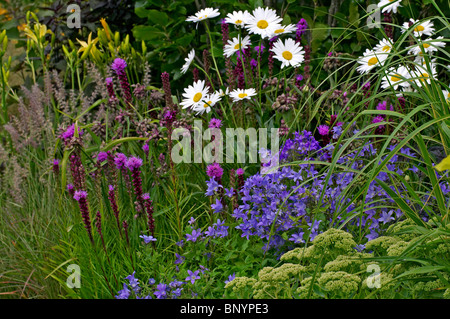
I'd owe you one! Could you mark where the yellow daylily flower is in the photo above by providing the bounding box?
[435,154,450,172]
[77,32,101,62]
[17,23,27,32]
[23,22,52,45]
[77,32,98,54]
[100,18,111,41]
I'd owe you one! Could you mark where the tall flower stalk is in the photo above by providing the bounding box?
[73,190,94,244]
[111,58,132,108]
[108,185,122,236]
[126,156,145,217]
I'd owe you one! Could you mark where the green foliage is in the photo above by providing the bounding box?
[225,226,450,299]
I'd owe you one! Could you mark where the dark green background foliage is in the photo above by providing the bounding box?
[131,0,450,88]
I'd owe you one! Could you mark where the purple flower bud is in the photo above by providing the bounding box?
[206,163,224,180]
[126,156,143,171]
[208,118,222,129]
[111,58,127,74]
[318,125,330,136]
[73,190,88,201]
[97,151,108,163]
[114,153,128,169]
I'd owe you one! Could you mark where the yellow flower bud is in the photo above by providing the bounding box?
[114,31,120,47]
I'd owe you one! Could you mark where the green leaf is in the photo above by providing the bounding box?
[146,9,170,26]
[132,25,165,41]
[249,0,263,9]
[176,33,194,47]
[60,148,71,193]
[395,266,446,280]
[376,178,428,228]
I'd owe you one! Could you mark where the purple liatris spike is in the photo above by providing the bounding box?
[192,68,199,82]
[60,123,83,145]
[208,118,222,129]
[236,168,245,191]
[203,50,211,89]
[221,19,229,48]
[303,45,311,81]
[114,153,128,170]
[206,163,224,180]
[123,220,130,246]
[53,159,60,176]
[268,36,278,77]
[97,151,108,163]
[73,190,94,244]
[142,143,150,158]
[95,211,102,236]
[295,74,303,90]
[111,58,132,106]
[296,18,308,43]
[318,125,330,136]
[383,12,393,39]
[67,183,75,197]
[108,185,121,234]
[69,152,86,191]
[106,77,115,98]
[126,156,144,213]
[142,193,155,237]
[161,72,173,109]
[111,58,127,73]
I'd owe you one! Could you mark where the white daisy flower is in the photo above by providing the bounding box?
[229,88,257,102]
[414,56,437,68]
[407,36,446,56]
[186,8,220,23]
[356,48,389,74]
[216,87,229,97]
[181,49,195,74]
[401,19,435,37]
[269,24,297,37]
[224,35,251,58]
[271,38,305,69]
[381,65,411,90]
[192,91,222,115]
[225,10,251,27]
[245,7,282,39]
[374,38,394,54]
[442,87,450,102]
[180,80,210,110]
[377,0,402,14]
[410,65,437,88]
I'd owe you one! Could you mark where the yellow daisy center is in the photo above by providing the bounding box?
[193,92,202,102]
[447,92,450,98]
[257,20,269,29]
[414,25,425,32]
[274,28,285,34]
[234,43,241,50]
[235,19,243,24]
[238,93,248,99]
[419,73,429,81]
[282,51,293,60]
[368,57,378,66]
[382,45,391,52]
[391,74,401,82]
[423,43,430,48]
[203,101,212,108]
